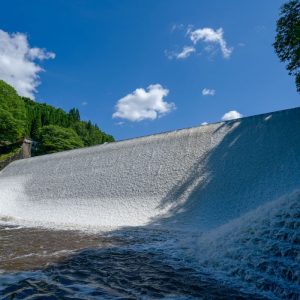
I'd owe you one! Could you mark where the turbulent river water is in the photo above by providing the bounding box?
[1,191,300,299]
[0,224,266,300]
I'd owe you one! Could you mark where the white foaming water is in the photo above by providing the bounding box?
[187,191,300,299]
[0,107,300,297]
[1,107,300,231]
[0,117,228,229]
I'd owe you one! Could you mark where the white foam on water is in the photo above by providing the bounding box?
[0,120,227,229]
[1,107,300,232]
[188,191,300,299]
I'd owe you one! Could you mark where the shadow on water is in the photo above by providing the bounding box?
[0,243,264,300]
[150,108,300,230]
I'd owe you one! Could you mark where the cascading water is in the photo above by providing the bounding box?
[192,191,300,299]
[0,107,299,299]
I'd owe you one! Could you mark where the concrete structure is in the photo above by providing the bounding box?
[0,139,32,171]
[21,139,32,159]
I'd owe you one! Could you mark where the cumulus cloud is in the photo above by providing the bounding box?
[202,88,215,96]
[221,110,243,121]
[112,84,175,122]
[201,122,208,125]
[188,27,233,58]
[0,29,55,99]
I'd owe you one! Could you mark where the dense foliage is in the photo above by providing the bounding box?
[37,125,84,154]
[0,108,24,143]
[0,80,114,155]
[0,81,26,143]
[274,0,300,92]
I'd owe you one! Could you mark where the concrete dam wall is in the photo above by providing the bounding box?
[0,107,300,231]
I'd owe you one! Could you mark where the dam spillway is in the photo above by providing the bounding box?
[0,106,300,231]
[0,107,300,299]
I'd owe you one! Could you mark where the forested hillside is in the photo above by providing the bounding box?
[0,80,114,156]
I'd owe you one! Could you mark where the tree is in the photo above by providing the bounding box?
[274,0,300,92]
[0,108,23,143]
[69,108,80,123]
[30,114,42,140]
[0,80,27,135]
[37,125,84,154]
[0,80,114,155]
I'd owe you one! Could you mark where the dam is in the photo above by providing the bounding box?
[0,107,300,298]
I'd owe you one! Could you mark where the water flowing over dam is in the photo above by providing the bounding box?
[1,107,300,230]
[0,107,300,299]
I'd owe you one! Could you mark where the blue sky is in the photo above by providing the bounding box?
[0,0,298,140]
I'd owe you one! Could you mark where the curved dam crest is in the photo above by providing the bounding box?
[0,107,300,231]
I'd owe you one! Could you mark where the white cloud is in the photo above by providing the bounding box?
[0,29,55,99]
[81,101,88,106]
[201,122,208,125]
[176,46,196,59]
[188,27,232,58]
[221,110,243,121]
[112,84,175,122]
[116,121,125,126]
[164,50,174,60]
[171,23,184,32]
[202,88,215,96]
[165,46,196,60]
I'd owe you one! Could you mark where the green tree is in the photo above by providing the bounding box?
[37,125,84,154]
[0,80,27,134]
[30,114,42,140]
[69,108,80,123]
[274,0,300,92]
[0,80,114,155]
[0,108,23,143]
